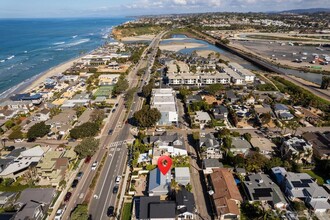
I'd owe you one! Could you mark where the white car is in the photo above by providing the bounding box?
[155,128,165,132]
[91,161,98,170]
[54,206,66,220]
[14,139,24,143]
[115,176,122,184]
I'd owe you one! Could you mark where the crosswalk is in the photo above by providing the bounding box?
[107,139,135,148]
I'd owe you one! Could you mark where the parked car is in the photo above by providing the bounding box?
[71,179,79,188]
[14,139,23,143]
[68,138,76,142]
[91,161,98,170]
[64,192,72,202]
[155,128,165,132]
[112,108,116,113]
[77,172,84,180]
[115,176,121,184]
[85,156,91,163]
[113,185,119,194]
[107,206,115,217]
[54,206,66,220]
[4,146,15,151]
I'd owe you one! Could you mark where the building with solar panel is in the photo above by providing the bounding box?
[243,173,287,210]
[275,168,330,213]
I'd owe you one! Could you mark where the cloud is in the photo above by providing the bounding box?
[120,0,329,13]
[123,0,223,10]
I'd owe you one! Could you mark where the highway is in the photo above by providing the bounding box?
[59,31,165,220]
[88,31,166,220]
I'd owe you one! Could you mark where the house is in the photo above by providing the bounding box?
[250,137,275,158]
[32,108,50,121]
[194,111,211,128]
[200,133,222,159]
[209,168,243,220]
[282,170,330,213]
[138,153,151,164]
[76,109,93,125]
[10,93,43,105]
[148,168,171,197]
[98,74,120,86]
[45,109,76,135]
[223,68,245,85]
[274,103,294,120]
[271,167,287,186]
[0,146,46,179]
[61,93,90,108]
[36,149,69,187]
[281,137,313,163]
[14,188,55,220]
[176,187,196,220]
[0,109,18,120]
[225,90,238,103]
[212,105,228,120]
[202,159,223,174]
[151,88,178,126]
[185,95,202,105]
[0,192,17,206]
[138,196,176,220]
[175,167,190,186]
[302,132,330,160]
[0,100,34,113]
[144,132,187,158]
[243,173,287,210]
[230,137,252,156]
[227,63,255,83]
[254,104,274,124]
[246,96,255,105]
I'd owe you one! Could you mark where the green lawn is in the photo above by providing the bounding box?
[94,86,113,97]
[302,170,324,185]
[121,203,132,220]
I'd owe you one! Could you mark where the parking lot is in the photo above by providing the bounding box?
[236,40,330,70]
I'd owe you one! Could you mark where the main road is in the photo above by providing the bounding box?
[60,31,166,220]
[88,31,166,220]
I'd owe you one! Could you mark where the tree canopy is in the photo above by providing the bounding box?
[133,105,161,128]
[112,75,129,96]
[90,109,105,125]
[259,112,272,125]
[27,122,50,140]
[204,83,224,96]
[74,137,99,159]
[71,204,89,220]
[70,122,99,139]
[141,79,155,98]
[8,126,23,140]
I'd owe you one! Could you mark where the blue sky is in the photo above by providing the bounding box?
[1,0,329,18]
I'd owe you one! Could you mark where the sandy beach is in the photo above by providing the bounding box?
[23,57,81,93]
[159,42,206,52]
[121,34,155,42]
[196,50,217,58]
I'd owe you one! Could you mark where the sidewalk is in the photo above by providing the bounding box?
[48,160,84,219]
[117,166,130,219]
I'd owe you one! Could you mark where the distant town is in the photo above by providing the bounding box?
[0,10,330,220]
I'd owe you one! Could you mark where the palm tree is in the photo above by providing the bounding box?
[170,180,180,198]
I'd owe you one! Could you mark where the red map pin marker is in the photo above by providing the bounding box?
[157,155,172,175]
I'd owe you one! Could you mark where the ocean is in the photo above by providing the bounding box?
[0,18,130,98]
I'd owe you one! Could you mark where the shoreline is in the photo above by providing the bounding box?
[0,19,128,101]
[0,35,113,101]
[0,55,84,101]
[22,56,82,93]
